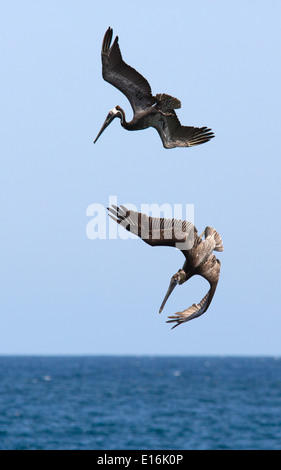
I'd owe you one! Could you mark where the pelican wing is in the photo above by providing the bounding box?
[107,205,197,251]
[101,27,155,114]
[166,282,218,329]
[152,111,214,149]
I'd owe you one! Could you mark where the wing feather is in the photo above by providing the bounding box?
[166,282,218,329]
[107,205,197,251]
[152,111,214,149]
[101,28,155,113]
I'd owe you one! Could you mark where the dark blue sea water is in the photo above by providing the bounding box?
[0,356,281,450]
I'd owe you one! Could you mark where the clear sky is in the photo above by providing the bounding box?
[1,0,280,355]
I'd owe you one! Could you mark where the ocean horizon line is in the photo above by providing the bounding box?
[0,353,280,359]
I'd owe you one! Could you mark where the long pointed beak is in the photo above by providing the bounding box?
[93,114,114,144]
[159,278,178,314]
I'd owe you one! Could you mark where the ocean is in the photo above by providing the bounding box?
[0,356,280,450]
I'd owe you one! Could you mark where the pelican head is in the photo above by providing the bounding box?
[94,106,124,143]
[159,269,187,314]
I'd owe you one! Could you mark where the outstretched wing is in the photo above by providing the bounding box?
[166,272,219,329]
[107,205,197,251]
[101,27,155,114]
[152,110,214,149]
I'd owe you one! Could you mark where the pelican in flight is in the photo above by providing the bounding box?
[94,27,214,149]
[108,205,223,329]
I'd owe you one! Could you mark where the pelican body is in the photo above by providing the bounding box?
[108,205,223,329]
[94,28,215,149]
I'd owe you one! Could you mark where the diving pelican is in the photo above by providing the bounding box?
[94,27,214,149]
[108,205,223,328]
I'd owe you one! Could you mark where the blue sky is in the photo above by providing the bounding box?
[1,1,280,355]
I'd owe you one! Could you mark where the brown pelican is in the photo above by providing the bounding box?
[108,205,223,329]
[94,27,214,149]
